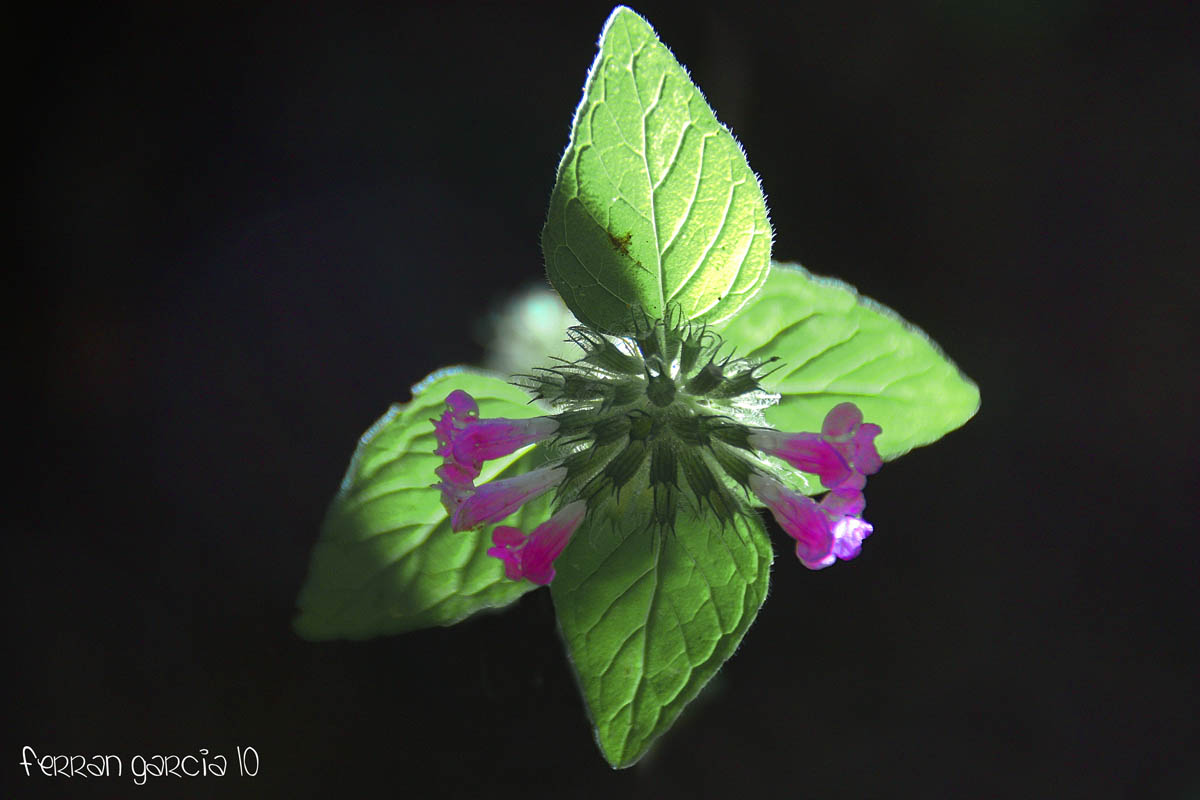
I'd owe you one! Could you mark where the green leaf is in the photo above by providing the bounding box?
[718,262,980,460]
[552,507,772,768]
[294,369,549,640]
[542,6,772,335]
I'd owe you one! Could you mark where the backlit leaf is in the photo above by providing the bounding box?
[543,6,772,334]
[719,262,980,460]
[294,370,548,640]
[552,506,772,767]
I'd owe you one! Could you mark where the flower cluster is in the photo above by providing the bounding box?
[746,403,881,568]
[431,312,883,584]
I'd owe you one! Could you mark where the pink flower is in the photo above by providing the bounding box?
[819,485,873,560]
[487,501,587,585]
[432,390,482,514]
[747,430,851,489]
[451,417,559,474]
[435,388,479,428]
[451,465,567,532]
[748,473,873,570]
[820,402,883,478]
[748,402,882,489]
[434,467,476,513]
[431,390,557,516]
[830,515,873,561]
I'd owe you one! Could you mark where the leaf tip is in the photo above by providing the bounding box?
[600,5,658,46]
[956,372,983,428]
[604,5,645,26]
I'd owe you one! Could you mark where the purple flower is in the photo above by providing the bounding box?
[747,430,851,489]
[432,390,482,514]
[830,515,873,561]
[748,473,873,570]
[820,402,883,479]
[451,465,567,532]
[748,402,881,489]
[487,501,587,585]
[432,390,557,516]
[451,417,559,474]
[819,486,873,559]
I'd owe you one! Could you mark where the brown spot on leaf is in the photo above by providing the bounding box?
[607,230,633,257]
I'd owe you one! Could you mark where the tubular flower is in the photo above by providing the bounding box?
[746,429,851,489]
[747,402,882,489]
[452,417,559,473]
[748,473,873,569]
[451,465,567,532]
[432,390,482,514]
[432,389,558,515]
[820,402,883,481]
[431,309,885,581]
[488,501,587,585]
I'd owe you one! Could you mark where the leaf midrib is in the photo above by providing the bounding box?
[622,18,666,315]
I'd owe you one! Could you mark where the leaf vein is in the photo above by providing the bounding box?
[660,131,715,255]
[621,23,665,313]
[690,208,758,319]
[744,312,820,359]
[774,328,862,384]
[667,169,741,305]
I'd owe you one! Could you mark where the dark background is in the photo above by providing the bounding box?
[14,1,1198,797]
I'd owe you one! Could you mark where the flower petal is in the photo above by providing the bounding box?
[789,500,836,569]
[517,501,587,585]
[435,461,478,486]
[801,546,837,570]
[841,471,867,491]
[821,487,865,518]
[830,516,873,560]
[435,482,474,516]
[486,543,525,581]
[821,402,863,439]
[444,389,479,421]
[491,525,526,545]
[854,423,883,475]
[486,501,587,585]
[432,391,486,512]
